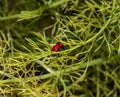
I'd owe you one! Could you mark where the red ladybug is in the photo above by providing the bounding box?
[51,42,64,52]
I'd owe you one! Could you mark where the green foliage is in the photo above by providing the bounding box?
[0,0,120,97]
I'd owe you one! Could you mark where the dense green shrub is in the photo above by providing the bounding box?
[0,0,120,97]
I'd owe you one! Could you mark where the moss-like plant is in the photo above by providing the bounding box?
[0,0,120,97]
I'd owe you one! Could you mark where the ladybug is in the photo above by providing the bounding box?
[51,42,66,52]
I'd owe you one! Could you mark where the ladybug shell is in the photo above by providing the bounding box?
[51,43,64,52]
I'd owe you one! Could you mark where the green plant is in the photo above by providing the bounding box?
[0,0,120,97]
